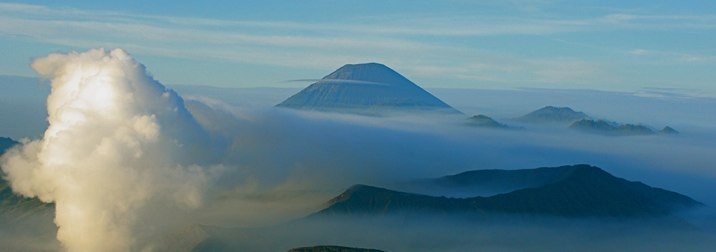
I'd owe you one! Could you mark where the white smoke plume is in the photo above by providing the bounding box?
[1,48,213,251]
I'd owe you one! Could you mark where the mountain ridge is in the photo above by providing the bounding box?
[571,121,679,136]
[315,165,701,219]
[569,119,656,136]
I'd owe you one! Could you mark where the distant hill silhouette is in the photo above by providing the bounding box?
[315,165,701,219]
[518,106,588,124]
[413,165,585,197]
[277,63,460,114]
[659,126,679,135]
[516,107,679,136]
[466,115,509,128]
[569,119,657,136]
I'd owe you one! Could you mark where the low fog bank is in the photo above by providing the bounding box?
[184,98,716,207]
[173,97,716,238]
[196,214,716,252]
[6,77,714,225]
[430,88,716,130]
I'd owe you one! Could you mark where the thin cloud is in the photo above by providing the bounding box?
[3,3,715,47]
[1,3,715,90]
[629,49,650,56]
[626,48,714,63]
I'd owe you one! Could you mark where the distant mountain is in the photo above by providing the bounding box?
[276,63,460,114]
[466,115,509,129]
[315,165,701,218]
[660,126,679,135]
[288,245,384,252]
[518,106,588,124]
[569,119,656,136]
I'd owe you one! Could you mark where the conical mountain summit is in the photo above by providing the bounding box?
[277,63,460,114]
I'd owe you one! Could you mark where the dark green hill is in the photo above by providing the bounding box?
[318,184,472,216]
[316,165,701,218]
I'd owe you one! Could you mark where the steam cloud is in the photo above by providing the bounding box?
[1,49,213,251]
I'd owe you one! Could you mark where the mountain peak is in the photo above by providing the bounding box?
[660,126,679,135]
[277,63,460,114]
[321,62,412,87]
[333,62,391,74]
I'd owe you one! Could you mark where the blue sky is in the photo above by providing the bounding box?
[1,0,715,94]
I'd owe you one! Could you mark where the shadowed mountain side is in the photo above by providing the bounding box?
[316,165,701,218]
[477,166,700,217]
[406,165,585,197]
[277,63,461,114]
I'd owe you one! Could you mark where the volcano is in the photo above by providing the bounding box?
[277,63,460,114]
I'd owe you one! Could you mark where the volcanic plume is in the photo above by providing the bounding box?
[1,48,213,252]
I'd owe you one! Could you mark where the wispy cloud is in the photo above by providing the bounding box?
[0,3,714,89]
[627,48,714,63]
[629,49,650,56]
[603,13,716,29]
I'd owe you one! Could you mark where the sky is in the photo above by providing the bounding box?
[1,0,715,94]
